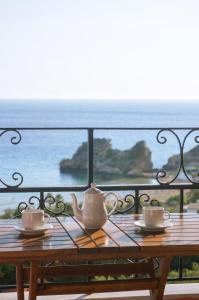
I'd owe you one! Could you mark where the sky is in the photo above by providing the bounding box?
[0,0,199,102]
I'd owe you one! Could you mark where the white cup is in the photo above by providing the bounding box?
[21,209,50,230]
[142,206,170,227]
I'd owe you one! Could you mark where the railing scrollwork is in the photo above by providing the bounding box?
[0,129,23,188]
[43,194,68,216]
[115,192,160,214]
[155,128,199,185]
[181,129,199,184]
[18,196,41,213]
[155,129,182,185]
[116,194,135,214]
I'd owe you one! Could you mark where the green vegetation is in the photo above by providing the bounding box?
[169,261,199,279]
[0,264,16,285]
[0,208,19,219]
[186,189,199,203]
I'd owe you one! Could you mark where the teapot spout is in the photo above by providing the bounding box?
[71,193,83,223]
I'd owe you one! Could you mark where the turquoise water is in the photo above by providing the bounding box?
[0,99,199,212]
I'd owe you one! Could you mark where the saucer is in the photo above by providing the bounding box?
[134,220,173,232]
[14,224,53,236]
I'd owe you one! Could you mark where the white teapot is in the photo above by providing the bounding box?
[71,182,118,229]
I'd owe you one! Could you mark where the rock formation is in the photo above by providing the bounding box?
[163,145,199,171]
[59,138,153,178]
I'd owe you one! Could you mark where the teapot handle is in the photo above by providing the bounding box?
[104,192,118,216]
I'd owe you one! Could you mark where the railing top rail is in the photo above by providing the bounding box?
[1,127,199,130]
[0,183,198,193]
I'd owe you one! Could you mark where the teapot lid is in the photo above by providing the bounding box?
[85,182,102,194]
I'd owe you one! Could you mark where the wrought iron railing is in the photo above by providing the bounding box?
[1,127,199,289]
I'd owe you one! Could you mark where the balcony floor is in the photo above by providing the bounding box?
[1,283,199,299]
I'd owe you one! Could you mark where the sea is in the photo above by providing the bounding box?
[0,99,199,213]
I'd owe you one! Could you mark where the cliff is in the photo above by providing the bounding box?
[163,145,199,171]
[59,138,153,177]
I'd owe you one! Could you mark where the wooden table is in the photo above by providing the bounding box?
[1,213,199,300]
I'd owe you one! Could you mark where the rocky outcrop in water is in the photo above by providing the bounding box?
[163,145,199,171]
[59,138,153,177]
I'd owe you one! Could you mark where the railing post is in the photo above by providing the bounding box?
[179,256,183,280]
[88,129,94,185]
[179,189,184,280]
[135,189,139,214]
[180,189,184,213]
[40,191,45,210]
